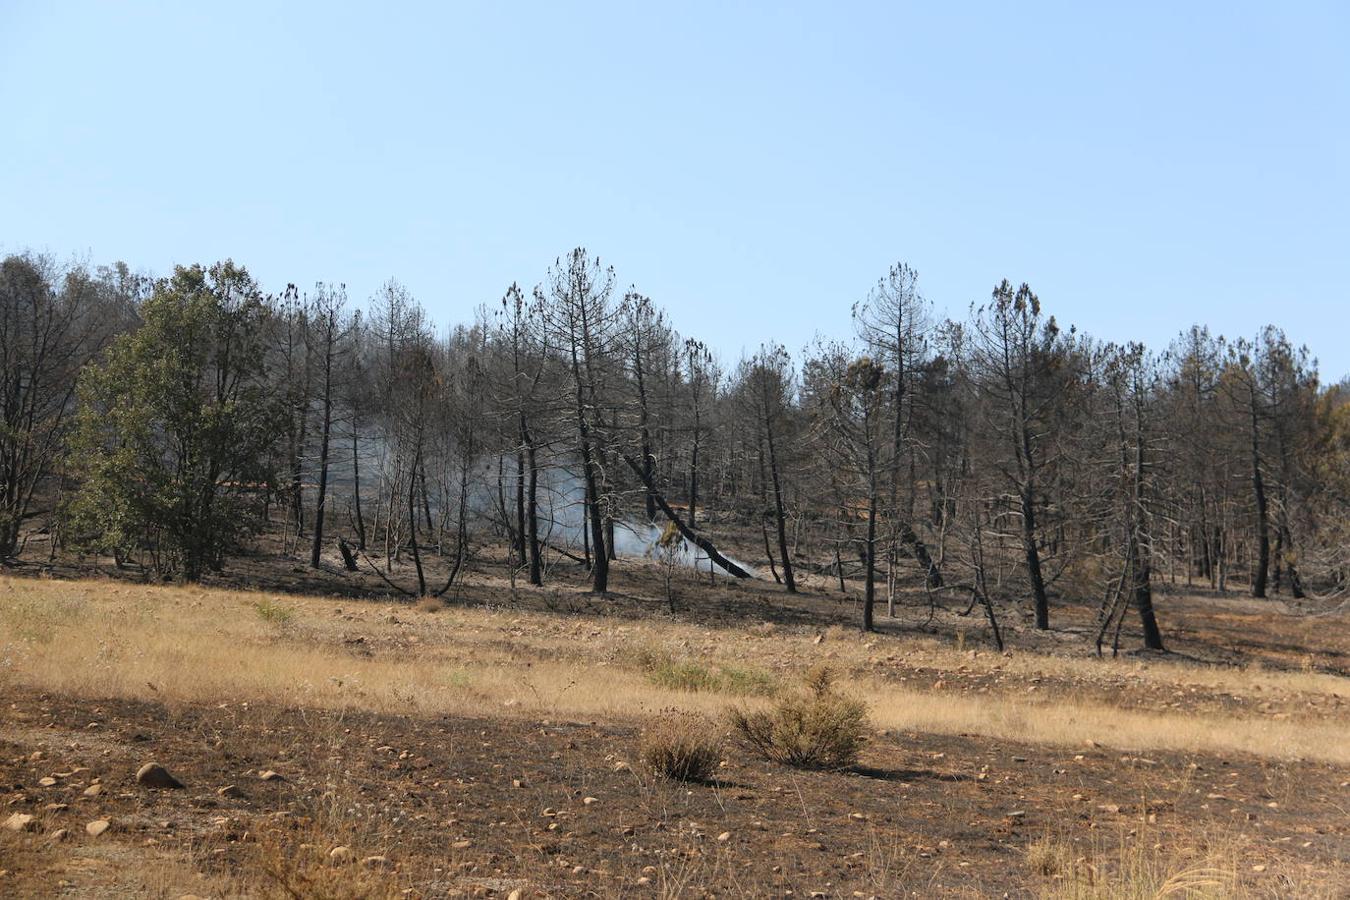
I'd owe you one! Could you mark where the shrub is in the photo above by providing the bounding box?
[253,598,294,626]
[639,709,723,782]
[414,596,446,614]
[727,666,868,770]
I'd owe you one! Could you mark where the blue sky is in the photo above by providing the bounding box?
[2,2,1347,379]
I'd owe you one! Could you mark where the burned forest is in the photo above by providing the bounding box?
[1,249,1346,651]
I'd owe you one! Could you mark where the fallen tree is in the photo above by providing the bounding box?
[621,452,755,579]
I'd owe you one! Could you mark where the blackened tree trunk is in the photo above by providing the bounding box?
[309,344,334,568]
[407,449,427,596]
[1247,384,1270,598]
[525,433,542,586]
[351,424,366,550]
[764,413,796,592]
[1021,485,1050,630]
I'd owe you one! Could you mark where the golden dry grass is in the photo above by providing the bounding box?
[2,575,1347,765]
[1024,824,1343,900]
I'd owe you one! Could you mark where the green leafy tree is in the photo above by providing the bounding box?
[66,262,283,580]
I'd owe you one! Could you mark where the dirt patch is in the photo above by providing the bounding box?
[2,688,1345,897]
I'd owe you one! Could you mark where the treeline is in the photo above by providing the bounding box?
[2,249,1347,647]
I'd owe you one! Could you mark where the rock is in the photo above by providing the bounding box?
[361,855,390,869]
[258,770,285,782]
[86,819,111,837]
[136,763,184,789]
[83,784,103,797]
[50,828,69,842]
[4,813,36,832]
[507,891,523,900]
[217,785,245,798]
[1005,810,1026,819]
[328,845,355,864]
[451,839,472,849]
[717,831,732,842]
[582,796,598,805]
[38,776,57,787]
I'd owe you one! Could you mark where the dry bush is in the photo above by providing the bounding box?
[639,709,723,781]
[414,596,446,614]
[1026,834,1074,878]
[250,819,403,900]
[727,666,868,769]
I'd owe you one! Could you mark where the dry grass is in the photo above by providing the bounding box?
[1025,824,1345,900]
[1,576,1348,765]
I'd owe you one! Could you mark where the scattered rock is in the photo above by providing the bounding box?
[4,813,36,832]
[328,846,355,864]
[136,762,184,789]
[86,819,111,837]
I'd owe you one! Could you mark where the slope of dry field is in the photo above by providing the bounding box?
[1,563,1347,897]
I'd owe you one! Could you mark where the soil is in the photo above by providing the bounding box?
[2,686,1346,897]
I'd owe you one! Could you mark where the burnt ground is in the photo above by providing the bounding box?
[2,688,1346,898]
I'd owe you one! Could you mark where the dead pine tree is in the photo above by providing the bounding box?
[539,249,618,595]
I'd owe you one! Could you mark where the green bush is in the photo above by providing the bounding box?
[727,667,868,770]
[253,598,295,626]
[634,648,777,697]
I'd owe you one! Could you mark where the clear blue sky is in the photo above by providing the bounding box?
[3,2,1347,379]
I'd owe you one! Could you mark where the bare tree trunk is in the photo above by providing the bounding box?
[525,429,542,586]
[1021,486,1050,629]
[309,349,334,568]
[408,450,427,596]
[351,422,367,550]
[1248,387,1269,598]
[765,415,796,592]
